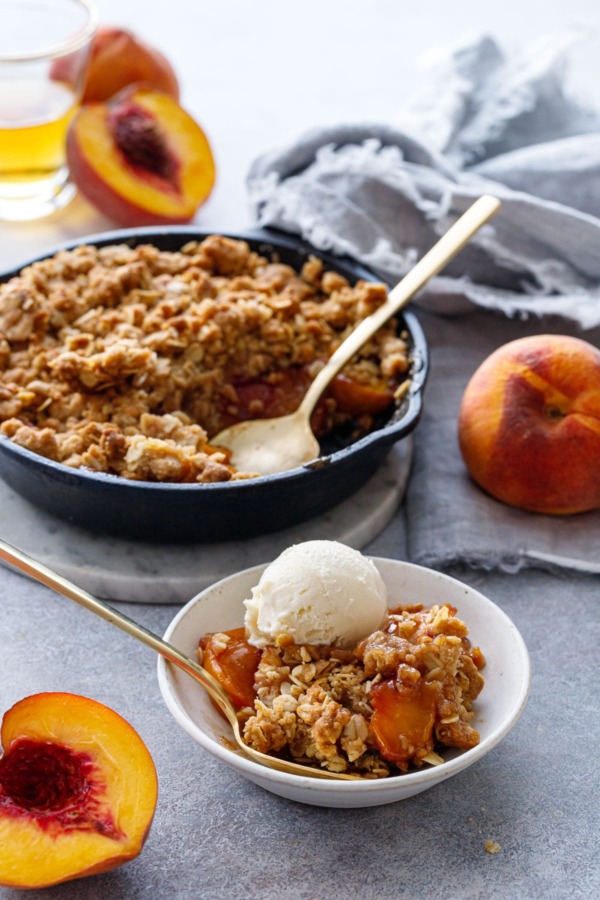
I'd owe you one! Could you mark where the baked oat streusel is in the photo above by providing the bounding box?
[200,603,485,778]
[0,235,409,482]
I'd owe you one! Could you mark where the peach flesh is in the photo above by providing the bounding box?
[0,693,158,889]
[67,86,215,227]
[458,334,600,514]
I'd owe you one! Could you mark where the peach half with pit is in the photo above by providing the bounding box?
[0,692,158,889]
[458,334,600,514]
[67,85,216,226]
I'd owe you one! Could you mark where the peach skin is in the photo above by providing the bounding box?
[82,26,179,103]
[458,334,600,514]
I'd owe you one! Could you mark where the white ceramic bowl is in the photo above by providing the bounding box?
[157,558,530,808]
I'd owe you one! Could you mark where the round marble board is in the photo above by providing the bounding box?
[0,441,411,604]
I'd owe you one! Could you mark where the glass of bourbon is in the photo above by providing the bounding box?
[0,0,97,221]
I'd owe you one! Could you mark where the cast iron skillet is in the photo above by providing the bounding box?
[0,227,428,543]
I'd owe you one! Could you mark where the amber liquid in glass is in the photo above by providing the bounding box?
[0,78,77,184]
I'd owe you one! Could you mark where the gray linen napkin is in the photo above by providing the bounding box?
[248,32,600,327]
[246,32,600,574]
[406,310,600,574]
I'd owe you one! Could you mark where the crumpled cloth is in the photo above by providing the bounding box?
[246,31,600,574]
[248,31,600,328]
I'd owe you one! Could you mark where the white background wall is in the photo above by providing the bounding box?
[1,0,598,268]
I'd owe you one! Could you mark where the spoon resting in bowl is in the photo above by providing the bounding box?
[0,539,360,781]
[213,194,501,476]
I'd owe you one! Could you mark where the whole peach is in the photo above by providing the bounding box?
[458,334,600,514]
[82,27,180,103]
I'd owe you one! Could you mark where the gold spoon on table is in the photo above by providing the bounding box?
[213,194,501,476]
[0,539,360,781]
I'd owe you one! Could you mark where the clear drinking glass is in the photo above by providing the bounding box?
[0,0,98,221]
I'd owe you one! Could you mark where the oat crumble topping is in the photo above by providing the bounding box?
[200,602,485,777]
[484,840,502,854]
[0,235,409,482]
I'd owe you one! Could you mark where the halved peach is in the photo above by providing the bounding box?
[0,692,158,889]
[67,85,216,226]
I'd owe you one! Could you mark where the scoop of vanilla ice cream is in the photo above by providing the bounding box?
[244,540,388,648]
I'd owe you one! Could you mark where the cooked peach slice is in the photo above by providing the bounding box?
[200,627,262,710]
[0,692,158,889]
[370,678,438,768]
[67,85,215,226]
[330,373,395,415]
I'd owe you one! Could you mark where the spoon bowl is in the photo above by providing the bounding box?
[0,539,359,780]
[214,407,319,476]
[214,195,501,475]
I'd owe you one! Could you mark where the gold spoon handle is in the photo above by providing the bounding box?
[0,538,236,727]
[299,194,501,417]
[0,539,361,780]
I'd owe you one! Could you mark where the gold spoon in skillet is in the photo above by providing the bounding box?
[0,538,363,780]
[213,194,501,476]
